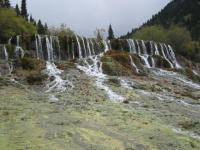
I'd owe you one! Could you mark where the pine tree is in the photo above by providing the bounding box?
[108,24,115,40]
[15,4,20,16]
[37,20,45,34]
[0,0,10,8]
[21,0,28,19]
[0,0,3,7]
[29,15,34,23]
[4,0,10,7]
[44,23,48,34]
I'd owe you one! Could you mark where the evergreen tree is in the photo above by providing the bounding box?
[4,0,10,7]
[0,0,10,7]
[108,24,115,40]
[0,0,3,7]
[15,4,20,16]
[21,0,28,19]
[44,23,48,34]
[37,20,45,34]
[29,15,34,23]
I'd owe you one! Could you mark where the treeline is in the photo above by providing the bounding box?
[0,0,48,38]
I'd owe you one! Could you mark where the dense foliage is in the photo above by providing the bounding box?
[0,8,36,43]
[132,25,200,62]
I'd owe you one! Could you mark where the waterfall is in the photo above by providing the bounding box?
[108,40,112,50]
[90,39,95,55]
[130,39,136,53]
[72,41,75,59]
[139,55,151,68]
[77,41,125,102]
[15,35,24,58]
[150,57,155,68]
[141,40,147,54]
[154,43,160,55]
[86,38,92,57]
[35,35,44,60]
[129,55,139,73]
[8,37,12,45]
[167,45,181,69]
[150,41,154,55]
[46,36,54,62]
[103,40,109,52]
[127,39,132,53]
[127,39,136,54]
[45,61,73,93]
[81,37,87,57]
[3,45,8,61]
[75,35,82,59]
[160,43,174,68]
[135,40,141,54]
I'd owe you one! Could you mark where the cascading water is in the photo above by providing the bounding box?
[77,40,125,103]
[129,55,139,73]
[3,45,8,61]
[15,35,24,58]
[154,43,160,56]
[160,43,174,68]
[90,39,95,55]
[81,37,87,57]
[76,35,82,59]
[44,36,73,95]
[86,38,92,57]
[168,45,181,69]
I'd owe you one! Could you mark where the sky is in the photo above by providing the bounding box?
[11,0,171,37]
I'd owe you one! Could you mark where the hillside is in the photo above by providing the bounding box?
[0,8,36,43]
[144,0,200,40]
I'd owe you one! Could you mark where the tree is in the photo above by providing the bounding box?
[37,20,45,34]
[29,15,34,23]
[15,4,20,16]
[0,0,10,8]
[108,24,115,40]
[44,23,48,34]
[21,0,28,19]
[4,0,10,7]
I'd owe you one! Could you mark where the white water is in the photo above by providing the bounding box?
[154,43,160,55]
[45,62,73,93]
[141,40,147,54]
[160,43,174,68]
[3,45,8,61]
[15,35,24,58]
[8,37,12,45]
[81,37,87,57]
[152,69,200,89]
[46,36,54,62]
[135,40,141,54]
[139,55,151,68]
[168,45,182,69]
[77,41,125,103]
[90,39,95,55]
[86,38,92,57]
[76,35,82,59]
[129,55,139,73]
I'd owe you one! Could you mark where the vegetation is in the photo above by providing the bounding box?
[108,24,115,40]
[21,0,28,20]
[131,25,200,62]
[0,8,36,43]
[124,0,200,63]
[0,0,10,8]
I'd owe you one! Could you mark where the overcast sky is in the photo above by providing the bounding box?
[11,0,170,37]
